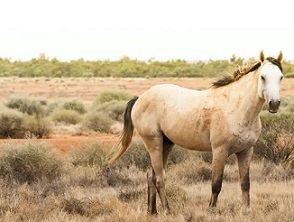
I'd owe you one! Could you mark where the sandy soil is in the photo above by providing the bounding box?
[0,77,293,153]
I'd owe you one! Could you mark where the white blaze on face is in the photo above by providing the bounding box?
[258,62,283,113]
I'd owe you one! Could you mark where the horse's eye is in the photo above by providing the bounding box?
[280,76,284,81]
[261,76,265,81]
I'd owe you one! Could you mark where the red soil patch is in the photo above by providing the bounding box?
[0,134,120,154]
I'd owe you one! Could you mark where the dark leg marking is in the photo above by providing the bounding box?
[209,174,223,208]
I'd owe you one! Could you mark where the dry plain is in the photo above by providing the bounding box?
[0,77,293,222]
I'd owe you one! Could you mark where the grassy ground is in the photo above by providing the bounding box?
[0,141,293,222]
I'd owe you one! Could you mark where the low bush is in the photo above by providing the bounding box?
[116,141,150,171]
[0,110,25,138]
[94,100,127,121]
[52,109,83,125]
[83,112,114,133]
[95,90,132,104]
[23,115,52,138]
[45,101,60,115]
[70,142,107,167]
[0,141,64,183]
[63,99,87,114]
[6,96,45,117]
[169,156,211,184]
[255,114,294,164]
[168,145,189,166]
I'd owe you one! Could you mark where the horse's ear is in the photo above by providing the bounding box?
[277,51,283,62]
[259,50,265,62]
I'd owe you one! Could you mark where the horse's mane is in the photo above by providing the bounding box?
[212,57,283,88]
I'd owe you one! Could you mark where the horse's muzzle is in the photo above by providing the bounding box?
[268,100,280,113]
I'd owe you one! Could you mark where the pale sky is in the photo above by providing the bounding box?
[0,0,294,61]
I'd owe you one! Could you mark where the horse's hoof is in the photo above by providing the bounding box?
[147,210,158,215]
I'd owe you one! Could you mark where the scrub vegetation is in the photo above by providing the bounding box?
[1,54,294,78]
[0,62,293,220]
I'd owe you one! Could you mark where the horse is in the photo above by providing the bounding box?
[108,51,284,214]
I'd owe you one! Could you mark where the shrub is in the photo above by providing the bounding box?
[70,142,107,167]
[63,99,87,114]
[83,111,114,133]
[116,141,150,171]
[0,141,64,183]
[52,109,83,125]
[169,156,211,184]
[45,101,60,115]
[0,110,25,138]
[6,96,45,117]
[95,90,132,104]
[254,114,294,164]
[23,115,52,138]
[95,100,127,121]
[168,145,189,166]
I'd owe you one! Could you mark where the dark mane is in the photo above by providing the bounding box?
[266,57,283,72]
[212,62,261,87]
[212,57,282,88]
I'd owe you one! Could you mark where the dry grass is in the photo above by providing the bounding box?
[0,141,293,221]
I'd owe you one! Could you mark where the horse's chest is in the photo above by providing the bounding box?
[230,124,261,151]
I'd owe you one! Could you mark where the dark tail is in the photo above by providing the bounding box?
[108,96,139,165]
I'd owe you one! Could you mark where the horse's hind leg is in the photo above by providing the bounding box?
[144,134,172,214]
[147,167,157,214]
[209,147,228,208]
[147,136,174,214]
[236,147,253,207]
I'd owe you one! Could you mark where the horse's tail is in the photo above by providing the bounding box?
[108,96,139,165]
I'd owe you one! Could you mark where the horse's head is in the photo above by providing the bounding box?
[258,51,284,113]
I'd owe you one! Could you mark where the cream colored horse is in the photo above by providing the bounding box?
[109,51,284,214]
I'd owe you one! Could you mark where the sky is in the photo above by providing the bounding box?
[0,0,294,61]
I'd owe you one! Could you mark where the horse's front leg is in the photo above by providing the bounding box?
[147,167,157,214]
[209,147,228,208]
[236,147,253,207]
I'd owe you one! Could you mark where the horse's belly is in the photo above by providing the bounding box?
[164,129,212,152]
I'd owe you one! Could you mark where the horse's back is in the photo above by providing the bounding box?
[131,84,212,150]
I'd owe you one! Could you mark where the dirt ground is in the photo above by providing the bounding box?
[0,77,294,153]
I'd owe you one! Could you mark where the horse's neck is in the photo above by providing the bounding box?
[219,71,264,122]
